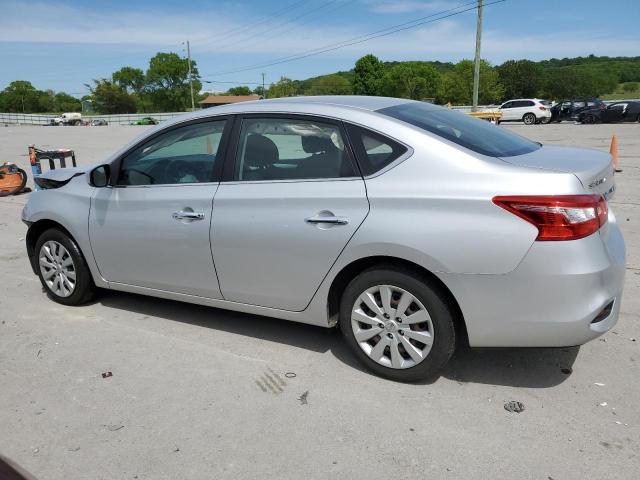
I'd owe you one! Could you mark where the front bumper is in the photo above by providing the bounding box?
[439,216,625,348]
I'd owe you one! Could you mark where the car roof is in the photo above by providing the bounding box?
[158,95,429,128]
[207,95,415,113]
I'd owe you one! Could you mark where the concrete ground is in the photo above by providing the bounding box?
[0,122,638,480]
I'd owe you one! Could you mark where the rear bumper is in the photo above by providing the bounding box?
[440,217,625,348]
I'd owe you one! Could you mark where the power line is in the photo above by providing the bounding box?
[202,0,505,78]
[212,1,340,51]
[192,0,308,48]
[219,0,355,54]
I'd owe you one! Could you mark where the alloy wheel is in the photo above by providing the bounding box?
[39,240,76,297]
[351,285,434,369]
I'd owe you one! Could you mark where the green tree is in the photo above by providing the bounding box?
[306,75,352,95]
[438,60,504,105]
[380,62,440,100]
[497,60,544,99]
[622,82,639,93]
[542,67,617,99]
[268,77,297,98]
[87,79,136,114]
[53,92,82,112]
[353,54,384,96]
[0,80,41,112]
[112,67,146,94]
[145,52,201,111]
[226,86,252,96]
[253,85,266,97]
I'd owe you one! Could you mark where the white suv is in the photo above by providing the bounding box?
[497,99,551,125]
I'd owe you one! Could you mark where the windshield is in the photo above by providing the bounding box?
[378,102,541,157]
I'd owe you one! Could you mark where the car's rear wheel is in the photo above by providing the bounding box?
[583,114,596,124]
[339,266,456,382]
[35,228,95,305]
[523,113,536,125]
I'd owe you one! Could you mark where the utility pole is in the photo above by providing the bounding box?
[261,72,266,99]
[186,40,195,111]
[472,0,483,112]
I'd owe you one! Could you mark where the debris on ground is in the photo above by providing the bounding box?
[106,424,124,431]
[101,372,113,378]
[561,367,572,374]
[298,391,309,405]
[594,382,605,386]
[599,402,608,407]
[285,372,297,378]
[67,447,80,452]
[504,401,525,413]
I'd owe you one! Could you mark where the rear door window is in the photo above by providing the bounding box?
[346,124,408,176]
[234,117,356,181]
[378,102,541,157]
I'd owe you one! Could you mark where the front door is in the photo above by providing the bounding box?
[500,101,515,120]
[211,115,369,311]
[89,118,230,298]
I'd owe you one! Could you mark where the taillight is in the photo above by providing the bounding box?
[492,195,607,241]
[538,106,546,111]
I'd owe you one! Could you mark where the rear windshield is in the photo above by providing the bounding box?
[377,103,541,157]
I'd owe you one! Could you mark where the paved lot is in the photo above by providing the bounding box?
[0,122,638,480]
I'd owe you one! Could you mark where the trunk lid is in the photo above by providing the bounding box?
[499,145,616,199]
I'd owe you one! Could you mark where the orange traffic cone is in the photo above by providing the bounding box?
[610,135,622,173]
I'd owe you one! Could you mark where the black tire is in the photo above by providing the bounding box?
[583,114,596,124]
[540,116,551,124]
[523,113,536,125]
[339,266,456,382]
[34,228,95,305]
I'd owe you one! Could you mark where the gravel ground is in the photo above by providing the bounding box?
[0,121,638,480]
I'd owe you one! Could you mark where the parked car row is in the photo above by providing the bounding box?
[492,98,640,125]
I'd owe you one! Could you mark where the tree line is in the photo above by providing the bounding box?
[265,54,640,104]
[1,53,639,114]
[0,52,199,114]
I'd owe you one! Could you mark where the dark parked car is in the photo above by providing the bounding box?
[577,101,640,124]
[131,117,159,125]
[550,99,605,122]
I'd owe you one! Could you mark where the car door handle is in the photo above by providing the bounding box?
[172,210,205,221]
[305,215,349,225]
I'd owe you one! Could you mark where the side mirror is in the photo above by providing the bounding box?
[89,164,111,188]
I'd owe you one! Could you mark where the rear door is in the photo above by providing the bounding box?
[514,100,534,120]
[89,118,231,298]
[211,114,369,311]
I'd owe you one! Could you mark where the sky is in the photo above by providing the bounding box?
[1,0,639,96]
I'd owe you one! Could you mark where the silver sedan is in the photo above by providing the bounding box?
[22,96,625,381]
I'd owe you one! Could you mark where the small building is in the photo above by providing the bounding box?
[199,94,261,108]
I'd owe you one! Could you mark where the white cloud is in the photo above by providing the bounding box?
[1,1,639,76]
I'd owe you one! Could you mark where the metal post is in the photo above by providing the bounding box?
[186,40,195,111]
[472,0,483,112]
[261,72,266,99]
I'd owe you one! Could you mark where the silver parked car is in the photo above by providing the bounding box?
[22,96,625,382]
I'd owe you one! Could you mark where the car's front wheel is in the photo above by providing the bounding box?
[339,266,456,382]
[35,228,95,305]
[523,113,536,125]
